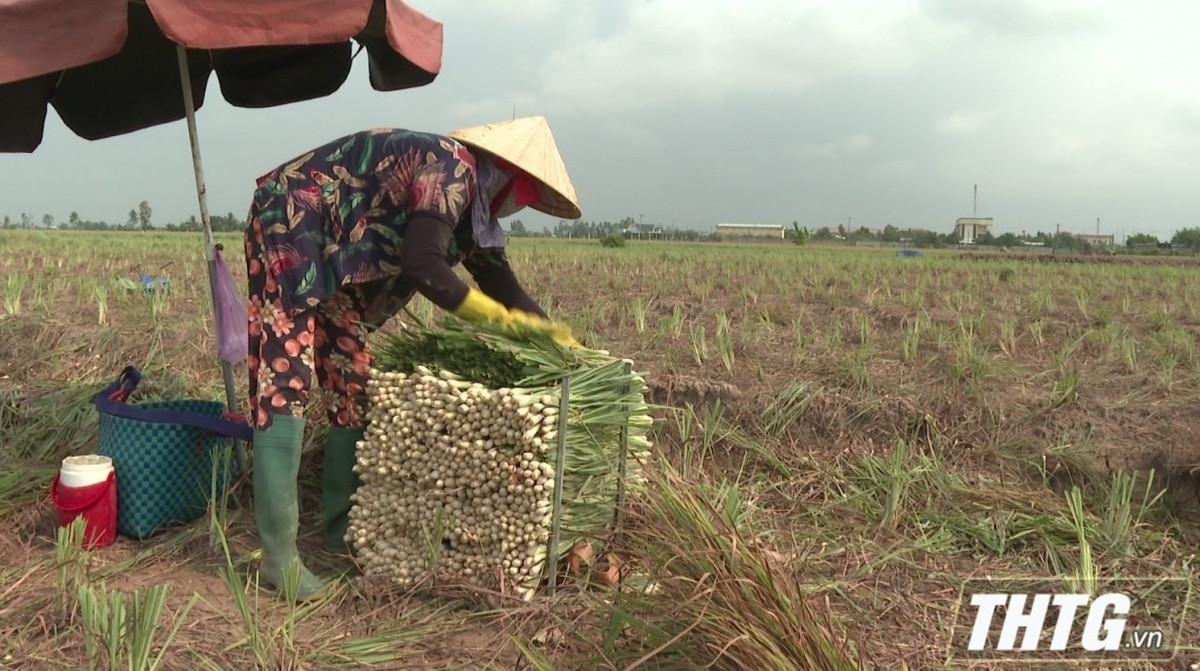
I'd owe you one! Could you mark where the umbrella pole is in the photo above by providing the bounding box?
[176,46,249,480]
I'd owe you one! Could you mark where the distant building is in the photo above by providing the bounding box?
[620,223,664,240]
[954,217,994,244]
[715,223,785,241]
[1070,233,1115,247]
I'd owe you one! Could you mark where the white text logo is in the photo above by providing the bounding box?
[951,578,1186,662]
[967,593,1133,651]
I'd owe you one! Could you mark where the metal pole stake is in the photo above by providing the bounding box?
[614,360,632,530]
[177,45,247,479]
[544,375,570,597]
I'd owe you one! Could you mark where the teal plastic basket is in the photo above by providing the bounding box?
[97,399,234,539]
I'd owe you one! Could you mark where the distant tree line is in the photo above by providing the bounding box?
[161,213,245,232]
[809,224,962,248]
[506,217,719,242]
[805,224,1200,253]
[0,205,245,232]
[1121,229,1200,253]
[968,228,1200,254]
[6,206,1200,254]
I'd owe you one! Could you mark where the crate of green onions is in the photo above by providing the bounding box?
[347,319,652,600]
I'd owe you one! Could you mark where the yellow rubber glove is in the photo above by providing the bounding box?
[511,309,583,348]
[451,288,515,327]
[452,290,582,347]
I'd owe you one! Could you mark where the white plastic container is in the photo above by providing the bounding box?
[59,455,115,488]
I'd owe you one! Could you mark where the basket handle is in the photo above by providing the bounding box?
[95,366,253,442]
[106,365,141,402]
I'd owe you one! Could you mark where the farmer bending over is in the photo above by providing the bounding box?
[244,117,581,598]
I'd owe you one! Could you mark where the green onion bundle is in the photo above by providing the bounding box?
[347,319,652,599]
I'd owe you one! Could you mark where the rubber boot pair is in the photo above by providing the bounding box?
[252,416,362,600]
[321,425,362,552]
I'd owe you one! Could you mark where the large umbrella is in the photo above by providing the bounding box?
[0,0,443,469]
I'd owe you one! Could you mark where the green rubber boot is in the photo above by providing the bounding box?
[252,414,326,599]
[323,426,363,551]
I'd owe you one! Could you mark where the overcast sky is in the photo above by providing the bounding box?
[3,0,1199,240]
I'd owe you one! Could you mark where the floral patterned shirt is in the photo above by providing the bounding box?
[251,128,504,316]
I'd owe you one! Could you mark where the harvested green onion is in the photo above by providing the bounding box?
[348,318,652,599]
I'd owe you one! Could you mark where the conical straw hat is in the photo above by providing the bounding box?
[449,116,581,219]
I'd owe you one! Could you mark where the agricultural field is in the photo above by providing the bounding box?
[2,229,1199,669]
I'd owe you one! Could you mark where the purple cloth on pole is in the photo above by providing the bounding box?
[213,248,249,364]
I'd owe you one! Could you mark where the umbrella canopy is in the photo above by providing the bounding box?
[0,0,444,476]
[0,0,443,151]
